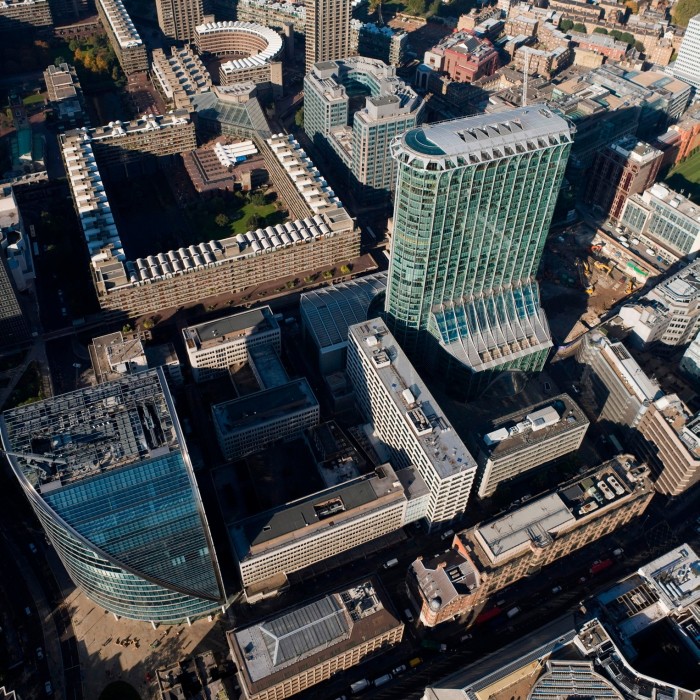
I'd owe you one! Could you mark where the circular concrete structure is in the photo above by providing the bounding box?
[195,21,283,74]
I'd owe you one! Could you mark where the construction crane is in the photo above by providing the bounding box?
[626,278,637,294]
[522,48,532,107]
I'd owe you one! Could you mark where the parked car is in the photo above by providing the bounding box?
[36,647,44,661]
[24,607,31,616]
[551,586,562,594]
[392,665,407,675]
[44,681,53,696]
[404,608,414,623]
[29,543,37,554]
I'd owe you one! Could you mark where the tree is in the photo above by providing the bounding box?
[294,107,304,129]
[609,28,622,40]
[572,22,587,32]
[249,192,267,207]
[245,213,262,229]
[560,19,574,31]
[673,0,700,26]
[625,0,639,12]
[594,26,608,33]
[634,40,645,52]
[620,32,635,44]
[215,213,230,227]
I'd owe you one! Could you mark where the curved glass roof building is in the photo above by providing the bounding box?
[0,369,224,624]
[386,106,573,397]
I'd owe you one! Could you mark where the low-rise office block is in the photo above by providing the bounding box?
[476,394,589,498]
[183,306,280,382]
[230,579,403,700]
[451,455,653,615]
[212,378,319,460]
[230,462,427,598]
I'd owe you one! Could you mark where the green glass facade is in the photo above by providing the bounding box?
[386,107,573,394]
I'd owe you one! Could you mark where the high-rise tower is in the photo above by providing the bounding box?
[304,0,352,71]
[1,369,224,624]
[156,0,204,42]
[673,13,700,89]
[386,106,573,397]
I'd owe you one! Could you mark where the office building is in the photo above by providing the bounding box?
[95,0,148,75]
[0,0,52,33]
[230,463,428,598]
[88,331,182,386]
[386,107,572,397]
[156,0,204,41]
[407,549,480,627]
[300,271,387,374]
[576,333,662,438]
[619,183,700,265]
[230,579,403,700]
[447,456,653,614]
[304,57,424,207]
[304,0,351,71]
[476,394,589,499]
[43,63,87,128]
[62,127,359,317]
[635,394,700,497]
[422,609,697,700]
[0,370,224,624]
[421,32,499,84]
[619,258,700,350]
[195,21,283,99]
[0,185,34,293]
[586,137,663,221]
[151,47,211,110]
[351,20,408,66]
[347,319,478,529]
[673,13,700,89]
[212,378,319,460]
[0,255,28,349]
[183,307,280,382]
[681,327,700,383]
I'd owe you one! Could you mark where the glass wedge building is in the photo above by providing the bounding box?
[386,106,573,397]
[0,368,224,624]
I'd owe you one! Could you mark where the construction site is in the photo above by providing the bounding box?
[540,221,661,347]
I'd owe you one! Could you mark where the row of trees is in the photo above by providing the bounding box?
[673,0,700,26]
[559,19,644,51]
[66,35,125,87]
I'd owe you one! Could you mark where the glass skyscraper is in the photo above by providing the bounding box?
[0,369,224,624]
[386,106,573,397]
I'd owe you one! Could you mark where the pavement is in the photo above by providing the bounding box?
[66,587,230,700]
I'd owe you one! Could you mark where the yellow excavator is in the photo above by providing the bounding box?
[575,258,594,295]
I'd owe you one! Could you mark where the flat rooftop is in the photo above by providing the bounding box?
[472,455,647,564]
[0,369,180,490]
[639,543,700,610]
[645,183,700,224]
[183,306,277,352]
[229,463,405,557]
[349,320,477,480]
[212,378,318,435]
[231,579,401,695]
[481,393,588,458]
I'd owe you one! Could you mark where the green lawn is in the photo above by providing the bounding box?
[23,92,46,106]
[188,195,288,240]
[665,150,700,203]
